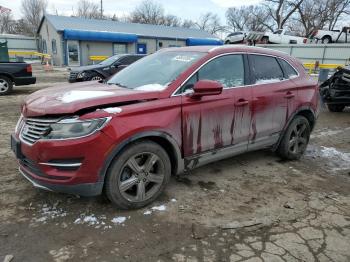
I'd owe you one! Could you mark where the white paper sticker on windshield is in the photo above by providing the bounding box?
[172,55,196,62]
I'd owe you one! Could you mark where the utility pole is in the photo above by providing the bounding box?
[100,0,103,18]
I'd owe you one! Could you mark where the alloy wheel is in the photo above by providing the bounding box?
[0,79,9,93]
[91,76,103,81]
[288,122,308,154]
[118,152,165,203]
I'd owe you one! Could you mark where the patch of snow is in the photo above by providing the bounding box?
[255,78,280,84]
[306,145,350,172]
[311,127,350,138]
[134,84,166,91]
[59,90,114,103]
[151,205,167,211]
[170,198,177,202]
[111,216,126,224]
[102,107,122,114]
[74,215,99,225]
[32,204,67,224]
[143,210,152,215]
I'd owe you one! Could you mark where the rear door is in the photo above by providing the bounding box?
[247,54,295,148]
[181,54,247,156]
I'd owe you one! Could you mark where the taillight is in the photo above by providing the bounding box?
[303,38,307,43]
[312,30,318,36]
[26,64,32,73]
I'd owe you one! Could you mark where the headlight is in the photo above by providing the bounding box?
[43,117,110,140]
[15,114,24,134]
[77,72,86,79]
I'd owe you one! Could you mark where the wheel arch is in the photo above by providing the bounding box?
[99,131,184,183]
[0,73,14,82]
[92,69,108,79]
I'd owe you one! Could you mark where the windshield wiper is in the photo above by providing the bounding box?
[108,82,128,88]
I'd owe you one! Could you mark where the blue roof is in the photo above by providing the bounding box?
[63,29,138,42]
[43,14,219,41]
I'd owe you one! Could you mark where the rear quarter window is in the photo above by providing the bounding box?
[249,54,284,84]
[278,58,299,79]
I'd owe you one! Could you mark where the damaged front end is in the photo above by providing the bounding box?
[320,66,350,111]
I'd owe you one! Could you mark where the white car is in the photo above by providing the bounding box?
[225,31,247,44]
[312,27,350,43]
[261,29,307,44]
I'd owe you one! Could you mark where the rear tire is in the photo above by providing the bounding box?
[327,104,345,112]
[105,141,171,209]
[261,36,269,44]
[277,116,311,160]
[322,36,332,44]
[0,76,13,95]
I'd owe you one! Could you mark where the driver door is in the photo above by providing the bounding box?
[180,54,247,157]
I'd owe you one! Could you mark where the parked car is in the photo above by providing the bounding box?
[0,62,36,95]
[261,29,307,44]
[320,66,350,112]
[68,54,145,83]
[11,46,319,209]
[312,27,350,44]
[224,31,247,44]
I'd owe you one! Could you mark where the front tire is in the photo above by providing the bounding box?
[105,141,171,209]
[277,116,311,160]
[327,104,345,112]
[0,76,13,95]
[88,72,104,82]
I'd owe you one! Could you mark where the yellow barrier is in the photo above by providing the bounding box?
[303,63,343,69]
[8,50,51,58]
[89,55,108,61]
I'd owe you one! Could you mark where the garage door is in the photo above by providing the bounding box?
[113,43,127,55]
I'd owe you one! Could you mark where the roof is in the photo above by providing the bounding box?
[40,14,217,40]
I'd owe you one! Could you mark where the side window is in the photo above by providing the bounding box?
[278,58,298,79]
[198,55,244,88]
[249,55,284,84]
[42,40,47,54]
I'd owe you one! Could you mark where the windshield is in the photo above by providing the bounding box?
[99,55,121,65]
[107,51,205,91]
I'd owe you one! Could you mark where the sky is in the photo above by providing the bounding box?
[4,0,263,23]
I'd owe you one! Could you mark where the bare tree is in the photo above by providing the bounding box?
[129,0,165,25]
[182,19,196,29]
[21,0,47,36]
[296,0,350,37]
[264,0,304,29]
[195,12,225,35]
[226,5,273,32]
[161,14,181,27]
[76,0,100,19]
[0,10,14,34]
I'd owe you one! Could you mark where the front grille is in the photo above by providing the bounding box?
[69,71,78,80]
[20,117,60,145]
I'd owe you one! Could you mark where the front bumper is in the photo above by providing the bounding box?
[11,129,114,196]
[19,167,103,196]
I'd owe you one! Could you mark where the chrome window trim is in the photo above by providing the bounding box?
[171,52,300,97]
[39,162,82,167]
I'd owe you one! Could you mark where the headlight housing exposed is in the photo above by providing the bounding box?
[77,72,86,79]
[43,117,110,140]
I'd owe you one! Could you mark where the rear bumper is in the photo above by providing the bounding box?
[14,76,36,86]
[19,166,103,196]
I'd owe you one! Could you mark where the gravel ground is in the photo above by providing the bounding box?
[0,65,349,262]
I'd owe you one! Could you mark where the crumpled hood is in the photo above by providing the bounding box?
[22,81,160,117]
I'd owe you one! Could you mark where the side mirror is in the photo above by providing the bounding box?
[191,80,223,98]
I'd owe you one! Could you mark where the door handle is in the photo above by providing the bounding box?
[284,92,295,99]
[235,99,249,106]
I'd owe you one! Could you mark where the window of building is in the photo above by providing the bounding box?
[113,43,127,55]
[249,55,284,84]
[51,39,57,54]
[42,40,47,54]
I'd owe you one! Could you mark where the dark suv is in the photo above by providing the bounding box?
[68,54,145,83]
[12,46,319,209]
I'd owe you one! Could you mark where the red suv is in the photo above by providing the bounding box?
[11,46,319,209]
